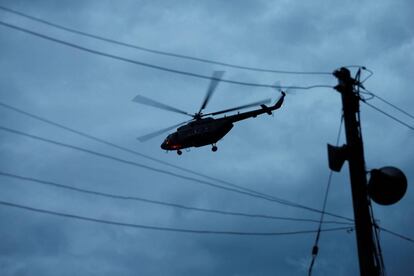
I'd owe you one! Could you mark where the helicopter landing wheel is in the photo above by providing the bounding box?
[177,150,182,155]
[212,145,218,152]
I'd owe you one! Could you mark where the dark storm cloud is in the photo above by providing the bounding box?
[0,0,413,275]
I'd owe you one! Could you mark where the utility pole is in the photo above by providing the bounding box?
[332,67,381,276]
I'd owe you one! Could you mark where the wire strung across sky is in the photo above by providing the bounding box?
[0,124,354,222]
[0,100,353,222]
[362,89,414,121]
[0,5,332,76]
[0,200,352,236]
[379,227,414,244]
[308,115,344,276]
[0,20,333,91]
[0,153,410,243]
[2,116,410,242]
[0,101,297,207]
[0,199,409,241]
[0,170,352,226]
[369,204,387,273]
[359,88,414,131]
[362,100,414,131]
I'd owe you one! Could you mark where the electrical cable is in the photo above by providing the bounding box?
[14,171,407,245]
[0,20,333,90]
[0,200,352,236]
[360,68,374,83]
[308,115,343,276]
[1,156,410,244]
[369,204,387,275]
[0,5,332,75]
[0,100,306,209]
[342,65,367,69]
[0,170,353,226]
[379,227,414,244]
[362,89,414,120]
[362,101,414,131]
[359,90,375,101]
[0,124,354,222]
[0,100,354,222]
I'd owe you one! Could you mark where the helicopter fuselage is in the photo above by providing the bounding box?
[161,117,233,150]
[160,93,284,152]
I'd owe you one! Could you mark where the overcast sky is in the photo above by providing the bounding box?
[0,0,413,275]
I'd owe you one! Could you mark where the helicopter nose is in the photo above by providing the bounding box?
[161,139,168,150]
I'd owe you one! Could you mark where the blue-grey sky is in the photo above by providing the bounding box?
[0,0,413,275]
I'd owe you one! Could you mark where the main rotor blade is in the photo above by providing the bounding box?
[203,98,271,117]
[199,71,225,113]
[137,120,190,142]
[132,94,193,117]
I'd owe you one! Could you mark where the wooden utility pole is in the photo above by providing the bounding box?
[333,67,381,276]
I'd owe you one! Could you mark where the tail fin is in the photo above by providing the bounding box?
[273,92,286,109]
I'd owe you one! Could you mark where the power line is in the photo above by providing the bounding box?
[379,227,414,244]
[1,148,410,244]
[363,89,414,120]
[0,124,353,222]
[1,111,407,241]
[0,170,352,225]
[0,102,351,220]
[362,101,414,131]
[360,68,374,83]
[0,100,353,222]
[0,101,241,189]
[0,200,352,236]
[0,125,267,198]
[0,100,300,207]
[0,5,332,76]
[370,206,386,274]
[0,20,333,90]
[308,115,344,276]
[359,91,414,250]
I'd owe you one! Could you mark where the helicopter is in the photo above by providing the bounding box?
[132,71,286,155]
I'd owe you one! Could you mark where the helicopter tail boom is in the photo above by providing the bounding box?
[258,91,286,116]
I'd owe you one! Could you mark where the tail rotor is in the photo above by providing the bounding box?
[274,81,295,95]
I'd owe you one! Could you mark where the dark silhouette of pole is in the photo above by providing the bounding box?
[333,67,380,275]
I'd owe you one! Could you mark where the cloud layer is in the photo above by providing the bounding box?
[0,0,413,275]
